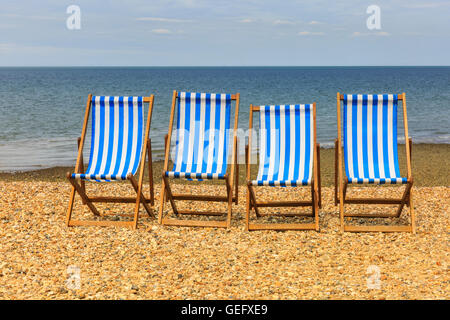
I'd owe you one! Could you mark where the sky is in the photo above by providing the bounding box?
[0,0,449,66]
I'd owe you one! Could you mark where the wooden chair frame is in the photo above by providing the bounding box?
[66,94,155,229]
[158,90,240,228]
[246,103,321,231]
[335,92,416,233]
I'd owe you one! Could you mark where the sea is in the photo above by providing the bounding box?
[0,66,449,171]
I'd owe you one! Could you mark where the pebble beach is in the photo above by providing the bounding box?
[0,145,448,300]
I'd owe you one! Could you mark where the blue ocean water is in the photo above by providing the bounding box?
[0,66,449,171]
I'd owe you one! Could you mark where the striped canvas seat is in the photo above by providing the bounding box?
[251,104,314,187]
[165,92,232,180]
[343,94,407,184]
[72,96,144,181]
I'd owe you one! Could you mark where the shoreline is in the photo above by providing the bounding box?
[1,143,448,186]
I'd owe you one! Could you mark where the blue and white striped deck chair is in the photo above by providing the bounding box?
[159,91,240,229]
[336,93,415,233]
[66,95,155,229]
[246,103,320,231]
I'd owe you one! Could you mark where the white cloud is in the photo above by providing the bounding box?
[273,19,296,25]
[137,17,193,23]
[402,2,450,9]
[152,28,172,34]
[308,20,321,25]
[352,31,391,37]
[298,31,325,36]
[240,18,253,23]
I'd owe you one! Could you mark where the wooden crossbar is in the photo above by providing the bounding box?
[340,198,403,204]
[344,225,412,233]
[88,196,153,203]
[68,220,134,228]
[178,211,225,216]
[254,201,313,207]
[257,212,314,217]
[248,223,317,231]
[171,194,236,202]
[161,218,228,228]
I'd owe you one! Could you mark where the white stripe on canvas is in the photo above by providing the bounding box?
[206,94,217,174]
[278,105,286,181]
[185,93,196,172]
[287,106,296,181]
[346,95,354,179]
[377,95,385,179]
[175,92,186,172]
[387,95,396,178]
[367,95,374,179]
[127,97,139,175]
[298,105,306,181]
[356,95,364,179]
[117,97,129,176]
[216,94,226,172]
[107,97,120,176]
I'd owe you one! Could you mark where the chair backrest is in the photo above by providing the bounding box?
[171,92,232,175]
[85,96,144,180]
[343,94,401,182]
[256,104,314,186]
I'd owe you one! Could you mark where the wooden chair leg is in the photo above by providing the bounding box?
[407,138,412,207]
[147,139,154,206]
[234,153,239,205]
[158,180,166,224]
[162,175,179,215]
[314,187,319,231]
[395,181,413,217]
[164,134,169,203]
[343,179,348,201]
[128,175,154,218]
[247,183,260,217]
[77,137,86,205]
[334,139,338,206]
[410,188,416,234]
[66,185,76,226]
[245,185,250,231]
[66,174,101,216]
[226,176,233,228]
[317,143,322,209]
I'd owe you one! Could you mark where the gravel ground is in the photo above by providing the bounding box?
[0,181,448,300]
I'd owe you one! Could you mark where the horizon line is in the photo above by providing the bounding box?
[1,65,449,68]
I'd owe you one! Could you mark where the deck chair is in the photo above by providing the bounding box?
[158,91,240,228]
[246,103,321,231]
[335,93,415,233]
[66,94,155,229]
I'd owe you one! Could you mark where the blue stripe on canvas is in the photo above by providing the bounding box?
[362,95,369,179]
[382,94,390,179]
[303,104,311,185]
[351,95,359,179]
[283,107,291,180]
[293,106,301,183]
[131,97,144,174]
[103,97,115,175]
[112,96,124,177]
[372,95,380,179]
[273,106,281,181]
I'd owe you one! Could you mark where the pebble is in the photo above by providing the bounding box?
[0,181,448,299]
